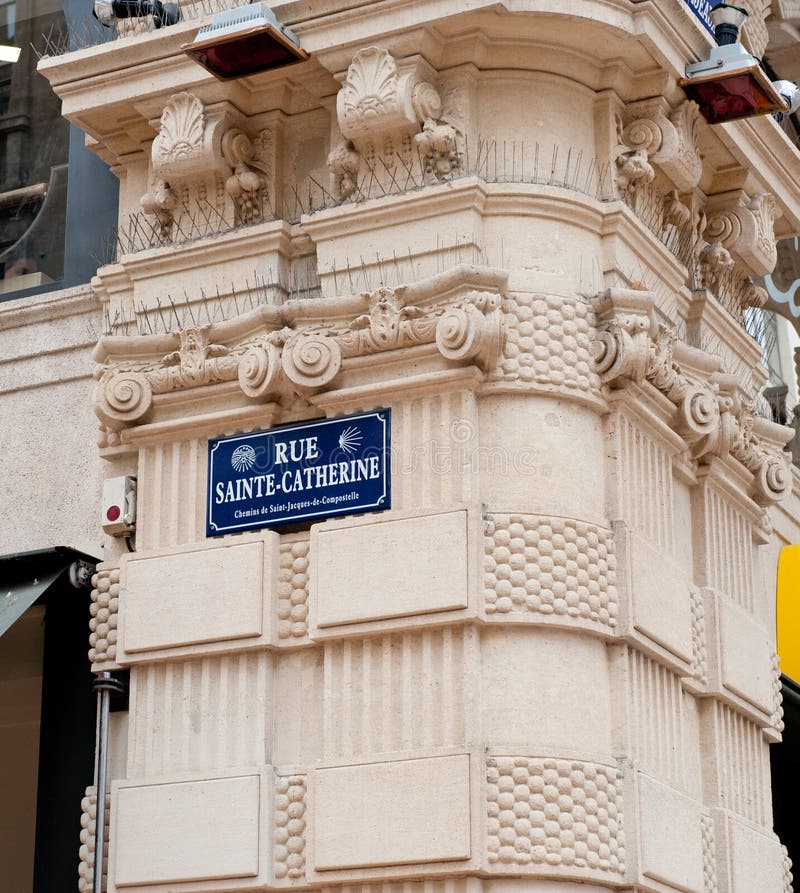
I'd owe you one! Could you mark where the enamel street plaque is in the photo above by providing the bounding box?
[207,410,391,536]
[683,0,714,34]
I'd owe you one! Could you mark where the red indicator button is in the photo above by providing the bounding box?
[106,505,121,522]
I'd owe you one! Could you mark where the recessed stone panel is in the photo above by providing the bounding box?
[314,754,471,869]
[718,599,773,713]
[314,510,469,628]
[122,540,267,654]
[638,774,704,892]
[617,526,692,663]
[114,775,260,886]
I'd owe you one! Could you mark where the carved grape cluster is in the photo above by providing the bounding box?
[278,539,310,640]
[484,515,617,628]
[89,567,120,664]
[274,775,307,880]
[491,294,600,396]
[487,757,625,875]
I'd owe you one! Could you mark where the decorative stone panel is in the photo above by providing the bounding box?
[78,786,109,893]
[89,565,120,666]
[483,514,617,629]
[278,536,310,642]
[486,756,625,877]
[489,293,602,403]
[274,774,307,881]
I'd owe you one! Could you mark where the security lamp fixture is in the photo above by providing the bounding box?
[93,0,180,29]
[0,44,21,62]
[680,2,788,125]
[182,3,307,80]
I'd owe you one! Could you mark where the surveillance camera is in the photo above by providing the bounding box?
[92,0,180,29]
[772,80,800,121]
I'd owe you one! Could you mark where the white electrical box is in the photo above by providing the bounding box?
[102,476,137,536]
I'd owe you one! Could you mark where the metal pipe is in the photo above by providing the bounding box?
[94,671,112,893]
[92,673,127,893]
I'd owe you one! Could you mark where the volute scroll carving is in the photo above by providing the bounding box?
[591,287,793,506]
[704,192,779,276]
[93,270,508,433]
[615,100,702,197]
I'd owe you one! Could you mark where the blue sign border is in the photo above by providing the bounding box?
[684,0,715,35]
[206,410,391,536]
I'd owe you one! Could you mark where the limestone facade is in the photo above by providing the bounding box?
[2,0,800,891]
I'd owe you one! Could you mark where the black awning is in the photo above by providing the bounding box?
[0,547,99,638]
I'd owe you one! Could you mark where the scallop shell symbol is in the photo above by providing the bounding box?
[231,444,257,472]
[338,426,362,455]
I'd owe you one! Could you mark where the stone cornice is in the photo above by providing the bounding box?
[593,286,794,507]
[0,284,97,330]
[92,264,507,438]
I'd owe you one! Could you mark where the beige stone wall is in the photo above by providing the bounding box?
[0,286,104,556]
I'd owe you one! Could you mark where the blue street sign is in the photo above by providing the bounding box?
[685,0,715,35]
[207,410,391,536]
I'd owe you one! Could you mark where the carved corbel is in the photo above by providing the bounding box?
[337,47,442,141]
[142,92,237,235]
[591,288,658,386]
[704,192,779,276]
[328,46,457,197]
[615,100,702,197]
[150,92,231,183]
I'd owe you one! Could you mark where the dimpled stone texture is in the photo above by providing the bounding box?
[489,294,602,397]
[274,775,307,880]
[701,813,717,893]
[278,537,310,641]
[484,514,617,628]
[690,588,707,686]
[78,786,109,893]
[782,844,793,893]
[771,651,785,734]
[487,757,625,876]
[89,566,120,664]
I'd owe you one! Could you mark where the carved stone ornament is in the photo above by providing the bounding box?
[93,269,507,432]
[140,179,177,241]
[337,47,441,140]
[592,287,792,505]
[222,129,269,225]
[615,100,702,196]
[150,92,231,183]
[704,192,779,276]
[328,47,458,199]
[327,140,362,200]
